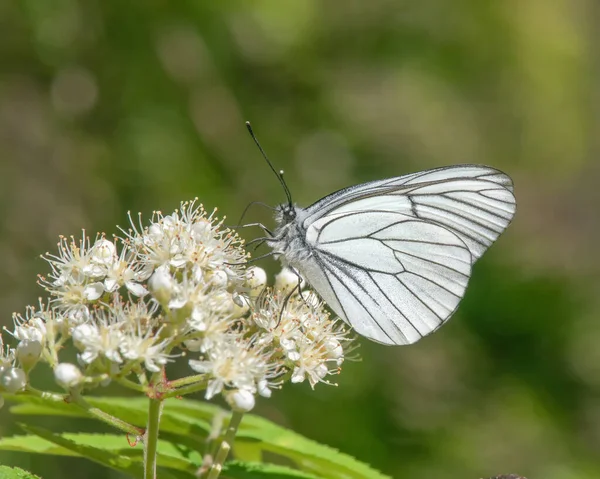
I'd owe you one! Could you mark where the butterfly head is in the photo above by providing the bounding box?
[270,203,312,265]
[276,203,298,226]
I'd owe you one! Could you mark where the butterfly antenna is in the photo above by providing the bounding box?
[246,121,293,208]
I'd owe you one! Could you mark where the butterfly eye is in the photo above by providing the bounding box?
[284,206,296,220]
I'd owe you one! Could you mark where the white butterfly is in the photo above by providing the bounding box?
[247,126,516,345]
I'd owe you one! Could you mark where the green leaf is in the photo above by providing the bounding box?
[8,425,193,479]
[0,434,80,456]
[7,395,84,418]
[232,441,264,463]
[7,394,211,445]
[17,425,146,478]
[0,466,42,479]
[7,395,390,479]
[164,400,391,479]
[222,461,324,479]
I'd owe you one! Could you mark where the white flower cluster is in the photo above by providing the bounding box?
[2,199,353,411]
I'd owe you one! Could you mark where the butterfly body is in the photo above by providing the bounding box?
[269,205,312,264]
[266,164,516,346]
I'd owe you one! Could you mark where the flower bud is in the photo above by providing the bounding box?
[231,294,250,319]
[83,282,104,301]
[226,389,255,412]
[245,267,267,297]
[1,367,27,393]
[149,267,175,304]
[54,363,83,389]
[275,268,303,295]
[91,239,116,265]
[16,339,43,370]
[257,379,272,398]
[206,270,229,289]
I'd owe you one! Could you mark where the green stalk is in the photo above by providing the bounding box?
[167,373,207,389]
[144,397,163,479]
[206,411,244,479]
[25,387,143,436]
[161,375,208,399]
[71,391,143,437]
[115,376,148,393]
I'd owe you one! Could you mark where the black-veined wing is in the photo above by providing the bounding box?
[299,211,472,345]
[301,164,516,261]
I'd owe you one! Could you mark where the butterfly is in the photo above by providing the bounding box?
[246,124,516,345]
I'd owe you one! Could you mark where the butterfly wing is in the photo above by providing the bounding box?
[288,164,516,345]
[297,211,472,345]
[300,164,516,261]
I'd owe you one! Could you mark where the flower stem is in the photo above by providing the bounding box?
[206,411,244,479]
[144,397,163,479]
[115,376,148,393]
[24,387,143,437]
[162,376,208,399]
[24,386,64,402]
[70,390,143,437]
[168,373,207,389]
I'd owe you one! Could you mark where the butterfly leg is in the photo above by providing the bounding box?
[245,237,270,252]
[245,251,276,264]
[275,267,305,327]
[230,222,274,237]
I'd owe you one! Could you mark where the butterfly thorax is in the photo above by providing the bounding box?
[268,204,312,265]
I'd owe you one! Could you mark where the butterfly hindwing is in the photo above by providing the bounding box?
[303,211,472,345]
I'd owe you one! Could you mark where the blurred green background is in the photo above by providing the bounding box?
[1,1,599,478]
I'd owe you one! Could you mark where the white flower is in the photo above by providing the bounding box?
[42,233,103,286]
[124,199,248,282]
[12,308,47,344]
[72,321,123,365]
[64,304,91,326]
[119,320,171,373]
[102,240,149,297]
[45,278,105,312]
[252,287,350,388]
[300,290,321,308]
[252,289,303,358]
[170,274,237,339]
[289,335,345,388]
[54,363,83,389]
[189,337,278,400]
[104,260,148,297]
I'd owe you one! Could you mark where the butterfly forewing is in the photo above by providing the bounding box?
[302,164,516,262]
